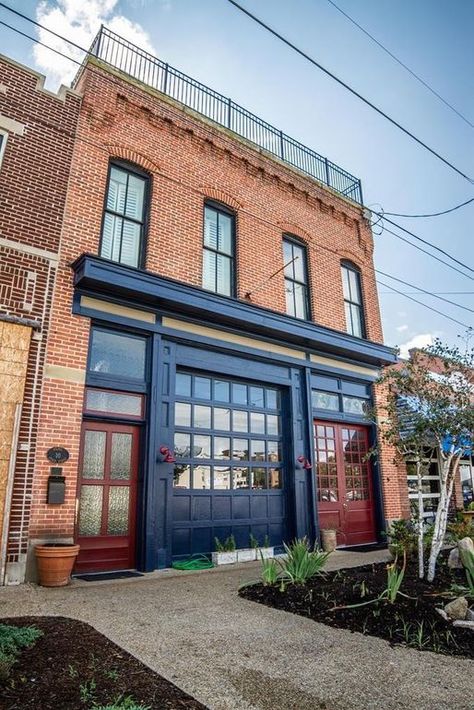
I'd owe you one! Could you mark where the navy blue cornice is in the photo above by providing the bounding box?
[72,254,397,367]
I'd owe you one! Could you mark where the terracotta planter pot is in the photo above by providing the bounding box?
[320,529,337,552]
[461,510,474,523]
[35,544,80,587]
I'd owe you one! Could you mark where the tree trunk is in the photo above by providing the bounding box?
[427,453,456,582]
[416,459,424,579]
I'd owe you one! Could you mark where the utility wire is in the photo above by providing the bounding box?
[375,279,472,330]
[384,196,474,218]
[375,269,474,314]
[325,0,474,130]
[2,12,473,325]
[224,0,474,185]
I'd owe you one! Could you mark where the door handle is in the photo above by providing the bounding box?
[342,501,348,509]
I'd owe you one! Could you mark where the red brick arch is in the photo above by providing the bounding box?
[277,222,313,244]
[201,187,242,211]
[105,144,160,174]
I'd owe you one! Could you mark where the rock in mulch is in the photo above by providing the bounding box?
[444,596,469,621]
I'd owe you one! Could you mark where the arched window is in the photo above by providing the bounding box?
[100,161,150,268]
[282,235,310,320]
[341,261,365,338]
[202,200,236,297]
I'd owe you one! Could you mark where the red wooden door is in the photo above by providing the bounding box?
[314,421,376,546]
[75,421,139,573]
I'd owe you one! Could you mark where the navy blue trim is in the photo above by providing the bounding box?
[72,254,396,367]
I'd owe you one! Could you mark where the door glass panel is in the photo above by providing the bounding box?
[232,383,247,404]
[269,468,282,489]
[251,441,265,462]
[107,486,130,535]
[174,465,191,488]
[266,415,279,435]
[232,439,249,460]
[214,437,230,459]
[193,435,211,458]
[176,373,192,397]
[214,466,231,489]
[78,485,103,535]
[233,467,250,489]
[250,412,265,434]
[194,405,211,429]
[110,433,132,480]
[82,430,106,479]
[175,402,191,427]
[232,410,248,432]
[193,465,211,489]
[175,432,191,458]
[252,468,267,489]
[249,387,264,407]
[214,407,230,430]
[194,377,211,399]
[267,441,281,462]
[214,380,230,402]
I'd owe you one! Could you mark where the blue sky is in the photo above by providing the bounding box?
[1,0,473,354]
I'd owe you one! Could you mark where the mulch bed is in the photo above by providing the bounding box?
[239,555,474,658]
[0,616,207,710]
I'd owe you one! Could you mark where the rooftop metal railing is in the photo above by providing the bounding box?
[74,26,363,205]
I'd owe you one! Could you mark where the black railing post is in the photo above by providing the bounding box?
[324,158,330,187]
[357,179,363,206]
[279,130,285,161]
[163,63,169,94]
[227,97,232,129]
[95,25,104,59]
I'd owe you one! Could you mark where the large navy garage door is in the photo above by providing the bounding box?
[172,371,287,558]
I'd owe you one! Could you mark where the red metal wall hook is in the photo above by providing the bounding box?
[159,446,176,463]
[297,455,312,470]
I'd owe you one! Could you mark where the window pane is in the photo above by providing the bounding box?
[218,213,232,255]
[89,330,146,380]
[110,433,132,479]
[125,174,145,220]
[214,407,230,430]
[267,441,281,462]
[193,435,211,458]
[269,468,282,489]
[107,486,130,535]
[214,380,230,402]
[232,410,248,432]
[266,389,279,409]
[233,467,250,489]
[194,465,211,489]
[176,373,192,397]
[250,412,265,434]
[348,269,361,304]
[175,402,191,427]
[249,387,264,407]
[251,440,265,462]
[79,485,103,535]
[214,466,231,489]
[194,377,211,399]
[285,279,295,317]
[232,382,247,404]
[101,213,122,261]
[202,249,216,291]
[343,396,367,416]
[283,240,294,279]
[85,390,142,417]
[232,438,249,460]
[214,437,230,459]
[175,432,191,458]
[216,254,231,296]
[252,468,267,489]
[293,244,305,282]
[174,465,191,488]
[293,282,307,319]
[312,390,340,411]
[194,405,211,428]
[350,304,363,338]
[344,301,353,335]
[204,207,218,249]
[266,415,279,435]
[82,430,106,479]
[342,266,351,301]
[119,221,140,267]
[107,167,127,213]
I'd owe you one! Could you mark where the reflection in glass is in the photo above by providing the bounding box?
[214,466,231,489]
[232,439,248,460]
[232,410,248,432]
[312,390,339,411]
[174,432,191,458]
[267,441,281,462]
[233,467,250,489]
[251,440,265,461]
[193,435,211,458]
[214,437,230,459]
[343,396,367,416]
[249,387,264,407]
[269,468,282,489]
[107,486,130,535]
[85,390,142,417]
[250,412,265,434]
[89,330,146,380]
[82,430,106,479]
[79,485,103,535]
[214,380,230,402]
[194,377,211,399]
[232,383,247,404]
[194,465,211,489]
[176,373,192,396]
[110,433,132,479]
[252,468,267,489]
[266,389,279,409]
[266,415,279,435]
[194,405,211,429]
[175,402,191,427]
[173,465,191,488]
[214,407,230,431]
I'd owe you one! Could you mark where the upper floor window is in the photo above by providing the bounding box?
[100,162,149,268]
[0,131,7,169]
[341,261,365,338]
[282,236,310,320]
[202,202,235,296]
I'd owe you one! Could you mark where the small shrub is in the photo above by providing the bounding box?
[0,624,42,681]
[459,543,474,597]
[385,552,406,603]
[92,696,150,710]
[447,514,474,543]
[387,519,417,556]
[249,533,258,550]
[214,535,236,552]
[260,555,280,586]
[280,537,330,585]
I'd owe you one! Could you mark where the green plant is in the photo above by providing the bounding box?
[468,502,474,511]
[0,624,42,682]
[104,668,120,681]
[68,664,78,678]
[79,678,97,704]
[259,555,280,586]
[279,537,330,585]
[263,534,270,548]
[387,519,417,557]
[459,543,474,597]
[249,533,258,550]
[385,552,407,604]
[214,534,236,552]
[447,514,474,542]
[92,696,150,710]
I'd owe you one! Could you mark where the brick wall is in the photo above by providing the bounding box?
[0,55,81,580]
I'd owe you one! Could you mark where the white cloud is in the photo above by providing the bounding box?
[398,333,434,359]
[34,0,155,88]
[396,324,409,333]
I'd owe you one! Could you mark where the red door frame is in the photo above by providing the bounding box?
[314,421,376,547]
[75,421,139,573]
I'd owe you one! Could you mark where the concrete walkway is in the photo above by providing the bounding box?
[1,549,472,710]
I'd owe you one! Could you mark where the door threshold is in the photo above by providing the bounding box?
[336,543,387,553]
[73,570,144,582]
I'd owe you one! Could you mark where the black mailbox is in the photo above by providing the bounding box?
[47,468,65,505]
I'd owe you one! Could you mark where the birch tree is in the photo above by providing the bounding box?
[376,338,473,582]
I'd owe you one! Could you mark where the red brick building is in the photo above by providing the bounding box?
[0,54,81,583]
[2,30,417,581]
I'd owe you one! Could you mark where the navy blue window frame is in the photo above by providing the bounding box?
[310,372,371,422]
[202,200,236,298]
[86,325,150,394]
[282,234,311,321]
[99,160,150,270]
[341,260,366,339]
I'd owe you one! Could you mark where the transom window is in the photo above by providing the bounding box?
[311,374,370,417]
[341,261,365,338]
[87,328,148,391]
[283,236,310,320]
[100,162,149,268]
[202,202,235,296]
[173,372,282,490]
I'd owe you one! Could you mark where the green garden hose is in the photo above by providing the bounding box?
[171,554,214,571]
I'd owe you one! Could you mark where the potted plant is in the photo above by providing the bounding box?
[237,535,257,563]
[212,535,237,565]
[320,527,338,552]
[257,534,274,560]
[35,541,80,587]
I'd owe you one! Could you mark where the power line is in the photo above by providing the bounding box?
[375,269,474,314]
[380,291,474,295]
[384,196,474,218]
[325,0,474,130]
[2,12,473,326]
[224,0,474,185]
[375,279,472,330]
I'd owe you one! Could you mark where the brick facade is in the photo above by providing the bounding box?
[0,55,81,583]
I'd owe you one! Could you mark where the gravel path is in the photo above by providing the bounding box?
[1,550,473,710]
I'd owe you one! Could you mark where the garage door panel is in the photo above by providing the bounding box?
[233,496,250,520]
[213,495,232,520]
[193,496,211,521]
[172,528,191,557]
[251,495,268,520]
[173,495,191,522]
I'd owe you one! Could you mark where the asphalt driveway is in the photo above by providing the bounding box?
[1,550,472,710]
